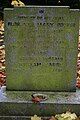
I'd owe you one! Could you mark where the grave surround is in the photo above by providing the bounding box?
[0,6,79,120]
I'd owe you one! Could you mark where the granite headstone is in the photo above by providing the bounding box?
[4,6,79,91]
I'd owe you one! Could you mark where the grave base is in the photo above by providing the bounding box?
[0,89,80,119]
[0,116,50,120]
[0,116,30,120]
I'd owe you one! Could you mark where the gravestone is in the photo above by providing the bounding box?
[4,6,79,91]
[0,6,80,120]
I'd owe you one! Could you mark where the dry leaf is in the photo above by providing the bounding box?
[31,115,41,120]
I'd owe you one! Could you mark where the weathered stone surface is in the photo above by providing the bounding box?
[4,7,79,91]
[0,90,80,116]
[0,116,30,120]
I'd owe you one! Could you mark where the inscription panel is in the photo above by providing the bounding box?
[4,7,79,91]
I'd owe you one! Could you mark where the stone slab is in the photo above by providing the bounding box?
[4,7,79,91]
[0,116,30,120]
[0,116,50,120]
[0,90,80,116]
